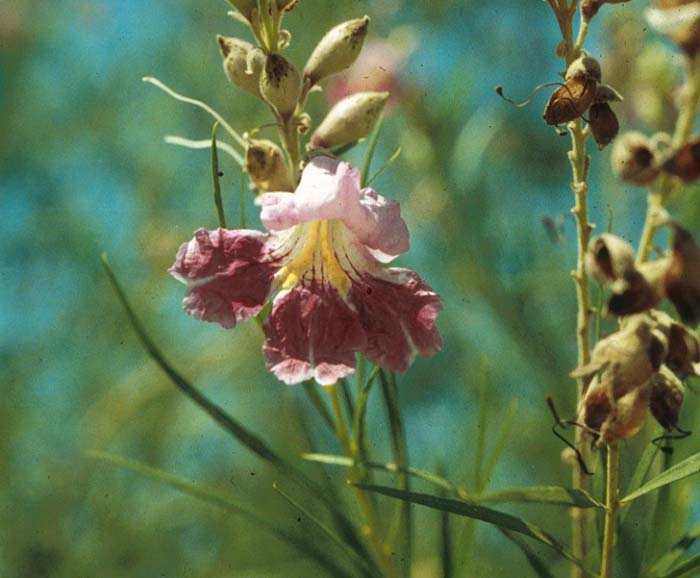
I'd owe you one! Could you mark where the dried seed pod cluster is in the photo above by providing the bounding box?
[646,0,700,57]
[543,54,622,149]
[576,224,700,446]
[576,311,700,446]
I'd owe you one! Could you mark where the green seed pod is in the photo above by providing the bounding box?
[245,139,294,193]
[217,36,264,98]
[260,54,302,118]
[310,91,388,149]
[304,16,370,86]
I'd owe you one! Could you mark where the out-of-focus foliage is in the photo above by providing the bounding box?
[2,1,699,577]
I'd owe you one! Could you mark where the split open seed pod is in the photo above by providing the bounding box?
[588,84,623,150]
[543,55,600,125]
[650,310,700,378]
[610,131,660,185]
[663,139,700,183]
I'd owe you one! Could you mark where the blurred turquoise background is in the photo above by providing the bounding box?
[3,0,700,576]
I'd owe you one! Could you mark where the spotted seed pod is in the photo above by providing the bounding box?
[665,223,700,326]
[588,84,623,150]
[217,36,265,98]
[585,234,635,287]
[260,54,302,118]
[245,139,295,193]
[663,139,700,183]
[610,131,660,185]
[310,91,388,149]
[571,314,667,398]
[543,55,601,125]
[304,16,370,86]
[650,365,685,431]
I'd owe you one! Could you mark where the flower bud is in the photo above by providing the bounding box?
[663,139,700,183]
[244,139,294,193]
[650,365,685,431]
[665,223,700,326]
[610,131,660,185]
[304,16,370,86]
[260,54,302,118]
[543,56,600,125]
[217,36,265,98]
[588,84,622,150]
[310,91,388,149]
[227,0,256,22]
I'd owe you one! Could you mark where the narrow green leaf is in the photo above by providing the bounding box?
[649,525,700,578]
[361,114,384,187]
[352,366,380,461]
[366,146,401,187]
[501,529,557,578]
[477,486,603,509]
[210,122,227,228]
[621,450,700,504]
[437,462,453,578]
[303,382,335,432]
[474,355,489,491]
[481,398,518,486]
[239,176,247,229]
[618,442,659,527]
[657,554,700,578]
[339,378,355,424]
[273,483,380,577]
[87,451,357,578]
[379,371,412,574]
[357,484,594,576]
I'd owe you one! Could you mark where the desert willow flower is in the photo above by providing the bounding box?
[170,156,442,385]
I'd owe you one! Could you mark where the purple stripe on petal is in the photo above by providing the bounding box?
[169,228,277,329]
[263,285,366,385]
[350,268,442,373]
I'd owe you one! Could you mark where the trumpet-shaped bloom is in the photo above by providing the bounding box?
[170,156,442,385]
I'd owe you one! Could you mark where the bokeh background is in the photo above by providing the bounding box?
[3,0,700,577]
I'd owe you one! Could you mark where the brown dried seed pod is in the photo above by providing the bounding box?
[665,224,700,326]
[606,257,669,317]
[610,131,660,185]
[663,139,700,182]
[597,383,651,447]
[588,85,622,150]
[586,234,636,285]
[579,375,613,444]
[649,310,700,378]
[543,77,598,125]
[649,365,685,431]
[571,314,668,398]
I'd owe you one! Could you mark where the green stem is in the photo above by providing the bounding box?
[327,384,399,578]
[637,55,700,264]
[600,444,620,578]
[279,117,301,182]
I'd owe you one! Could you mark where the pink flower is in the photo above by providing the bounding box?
[170,156,442,385]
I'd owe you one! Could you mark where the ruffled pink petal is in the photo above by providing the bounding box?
[260,156,409,261]
[169,228,277,329]
[349,268,442,373]
[263,285,367,385]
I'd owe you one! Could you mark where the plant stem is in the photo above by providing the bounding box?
[279,117,301,181]
[327,384,399,578]
[600,443,620,578]
[637,54,700,264]
[556,6,594,572]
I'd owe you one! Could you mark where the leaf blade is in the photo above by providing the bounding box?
[621,450,700,504]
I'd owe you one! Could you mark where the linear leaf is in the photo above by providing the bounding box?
[358,484,594,576]
[657,554,700,578]
[621,451,700,504]
[649,525,700,578]
[477,486,603,509]
[361,114,384,187]
[87,451,357,578]
[618,441,659,527]
[210,122,227,228]
[501,529,557,578]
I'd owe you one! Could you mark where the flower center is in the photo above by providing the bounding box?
[274,220,351,298]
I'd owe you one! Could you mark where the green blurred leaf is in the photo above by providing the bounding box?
[273,482,381,578]
[648,525,700,578]
[481,398,518,486]
[352,366,380,461]
[501,529,557,578]
[618,442,659,527]
[621,450,700,504]
[87,451,358,578]
[656,554,700,578]
[357,484,594,576]
[366,147,401,187]
[477,486,603,509]
[361,114,384,187]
